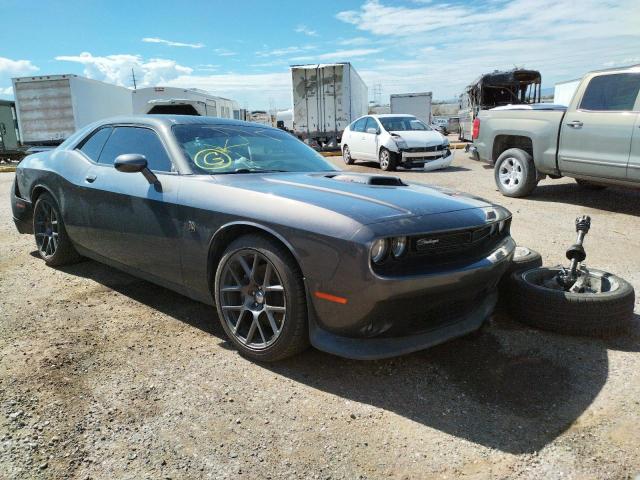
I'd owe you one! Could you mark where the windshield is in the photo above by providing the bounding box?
[173,124,338,174]
[379,117,431,132]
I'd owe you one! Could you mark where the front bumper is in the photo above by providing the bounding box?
[11,181,33,234]
[307,236,515,360]
[400,148,452,169]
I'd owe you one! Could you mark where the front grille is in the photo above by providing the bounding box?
[403,144,446,153]
[372,219,511,277]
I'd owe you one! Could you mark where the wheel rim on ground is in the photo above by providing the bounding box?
[498,157,524,191]
[380,150,389,169]
[522,268,620,295]
[34,200,58,258]
[343,147,351,164]
[218,249,287,350]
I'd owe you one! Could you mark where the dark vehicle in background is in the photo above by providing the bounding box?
[11,115,515,361]
[470,65,640,197]
[458,69,541,141]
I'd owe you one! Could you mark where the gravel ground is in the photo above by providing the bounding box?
[1,151,639,480]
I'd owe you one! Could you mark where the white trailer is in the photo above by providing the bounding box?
[390,92,433,125]
[12,74,133,145]
[132,87,240,120]
[276,108,293,131]
[291,63,368,148]
[553,79,580,106]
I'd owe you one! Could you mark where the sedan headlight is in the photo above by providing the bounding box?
[393,137,408,149]
[391,236,407,258]
[370,238,389,263]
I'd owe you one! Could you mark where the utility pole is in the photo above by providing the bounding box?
[131,68,137,90]
[373,83,383,105]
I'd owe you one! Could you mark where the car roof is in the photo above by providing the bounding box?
[370,114,415,118]
[93,114,276,130]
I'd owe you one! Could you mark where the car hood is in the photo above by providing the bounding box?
[389,130,445,148]
[212,172,496,226]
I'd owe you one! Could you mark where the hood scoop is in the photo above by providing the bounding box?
[325,173,407,186]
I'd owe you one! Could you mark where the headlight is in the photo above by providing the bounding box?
[370,239,389,263]
[498,219,507,233]
[442,138,450,147]
[393,137,408,149]
[391,236,407,258]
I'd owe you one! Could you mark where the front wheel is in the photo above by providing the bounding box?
[494,148,538,198]
[214,234,309,362]
[342,145,354,165]
[379,148,397,171]
[33,192,81,266]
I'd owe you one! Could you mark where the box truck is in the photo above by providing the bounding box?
[12,74,133,145]
[553,78,580,107]
[291,63,368,148]
[390,92,433,125]
[132,87,240,120]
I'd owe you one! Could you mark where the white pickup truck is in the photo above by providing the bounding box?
[470,65,640,197]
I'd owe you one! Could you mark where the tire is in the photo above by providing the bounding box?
[494,148,538,198]
[214,234,309,362]
[32,192,81,266]
[497,246,543,310]
[575,179,607,190]
[508,267,635,337]
[379,147,397,171]
[342,145,354,165]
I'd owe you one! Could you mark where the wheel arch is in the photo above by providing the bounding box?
[492,135,533,162]
[207,221,305,290]
[30,184,56,204]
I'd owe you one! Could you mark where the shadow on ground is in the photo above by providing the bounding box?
[54,257,640,454]
[528,183,640,216]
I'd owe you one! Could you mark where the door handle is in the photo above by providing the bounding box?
[85,174,97,183]
[567,120,583,128]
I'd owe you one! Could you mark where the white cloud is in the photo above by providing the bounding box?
[142,37,204,49]
[213,48,237,57]
[54,52,192,87]
[290,48,381,62]
[337,37,371,46]
[255,45,316,58]
[0,57,39,76]
[295,24,318,37]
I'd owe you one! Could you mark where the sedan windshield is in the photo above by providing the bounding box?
[173,124,338,174]
[379,117,432,132]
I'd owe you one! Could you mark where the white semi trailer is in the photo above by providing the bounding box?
[132,87,240,120]
[12,74,133,145]
[291,63,368,148]
[390,92,433,125]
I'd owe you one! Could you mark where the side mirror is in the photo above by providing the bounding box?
[366,127,378,134]
[114,153,158,185]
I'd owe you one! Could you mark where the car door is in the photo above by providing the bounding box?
[347,117,367,158]
[84,125,183,285]
[558,72,640,180]
[627,113,640,182]
[362,117,380,160]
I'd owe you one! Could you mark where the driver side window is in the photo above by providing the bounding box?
[364,117,379,133]
[98,127,173,172]
[352,117,367,132]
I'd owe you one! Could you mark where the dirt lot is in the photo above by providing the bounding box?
[1,151,639,480]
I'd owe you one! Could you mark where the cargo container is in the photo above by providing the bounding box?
[132,86,240,120]
[390,92,433,125]
[12,74,133,145]
[291,63,368,148]
[0,100,22,160]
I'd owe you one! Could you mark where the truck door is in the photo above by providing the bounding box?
[627,113,640,182]
[558,72,640,180]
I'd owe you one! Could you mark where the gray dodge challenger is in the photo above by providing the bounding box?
[11,115,515,361]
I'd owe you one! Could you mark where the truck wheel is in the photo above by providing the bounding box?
[509,267,635,337]
[342,145,354,165]
[495,148,538,198]
[575,179,607,190]
[379,148,397,171]
[497,246,543,310]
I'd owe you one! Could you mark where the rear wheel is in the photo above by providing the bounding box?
[495,148,538,198]
[342,145,354,165]
[379,147,397,171]
[214,234,309,362]
[33,192,81,266]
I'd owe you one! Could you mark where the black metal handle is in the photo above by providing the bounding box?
[85,174,97,183]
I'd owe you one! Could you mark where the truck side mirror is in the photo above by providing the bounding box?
[114,154,159,185]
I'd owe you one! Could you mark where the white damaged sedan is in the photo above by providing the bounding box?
[341,114,453,172]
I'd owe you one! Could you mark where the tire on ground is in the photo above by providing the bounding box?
[494,148,538,198]
[33,192,81,266]
[379,147,397,171]
[214,233,309,362]
[508,267,635,337]
[497,247,543,309]
[342,145,354,165]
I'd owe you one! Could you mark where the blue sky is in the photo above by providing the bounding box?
[1,0,639,109]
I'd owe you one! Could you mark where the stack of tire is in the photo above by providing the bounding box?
[501,247,635,337]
